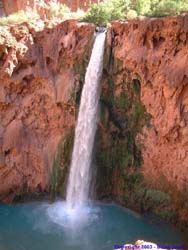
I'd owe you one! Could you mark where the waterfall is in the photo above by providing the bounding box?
[66,31,106,210]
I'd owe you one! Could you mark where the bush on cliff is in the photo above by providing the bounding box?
[82,2,110,26]
[83,0,188,26]
[107,0,131,20]
[82,0,131,26]
[134,0,188,17]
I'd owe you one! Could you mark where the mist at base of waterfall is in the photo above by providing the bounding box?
[0,201,186,250]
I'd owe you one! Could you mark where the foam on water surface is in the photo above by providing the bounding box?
[0,201,186,250]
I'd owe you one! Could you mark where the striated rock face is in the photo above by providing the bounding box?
[97,15,188,230]
[0,20,95,202]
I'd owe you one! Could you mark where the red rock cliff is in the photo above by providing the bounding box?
[0,20,95,202]
[99,15,188,229]
[110,15,188,191]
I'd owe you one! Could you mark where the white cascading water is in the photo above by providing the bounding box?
[66,31,106,210]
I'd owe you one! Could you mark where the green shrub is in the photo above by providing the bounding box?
[107,0,131,20]
[1,0,188,27]
[145,189,170,205]
[82,2,110,26]
[134,0,151,15]
[151,0,181,16]
[181,2,188,13]
[124,172,144,190]
[83,0,188,25]
[127,9,138,19]
[83,0,131,26]
[134,0,188,17]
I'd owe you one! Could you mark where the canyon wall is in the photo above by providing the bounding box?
[0,15,188,230]
[111,15,188,191]
[96,15,188,231]
[0,20,95,202]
